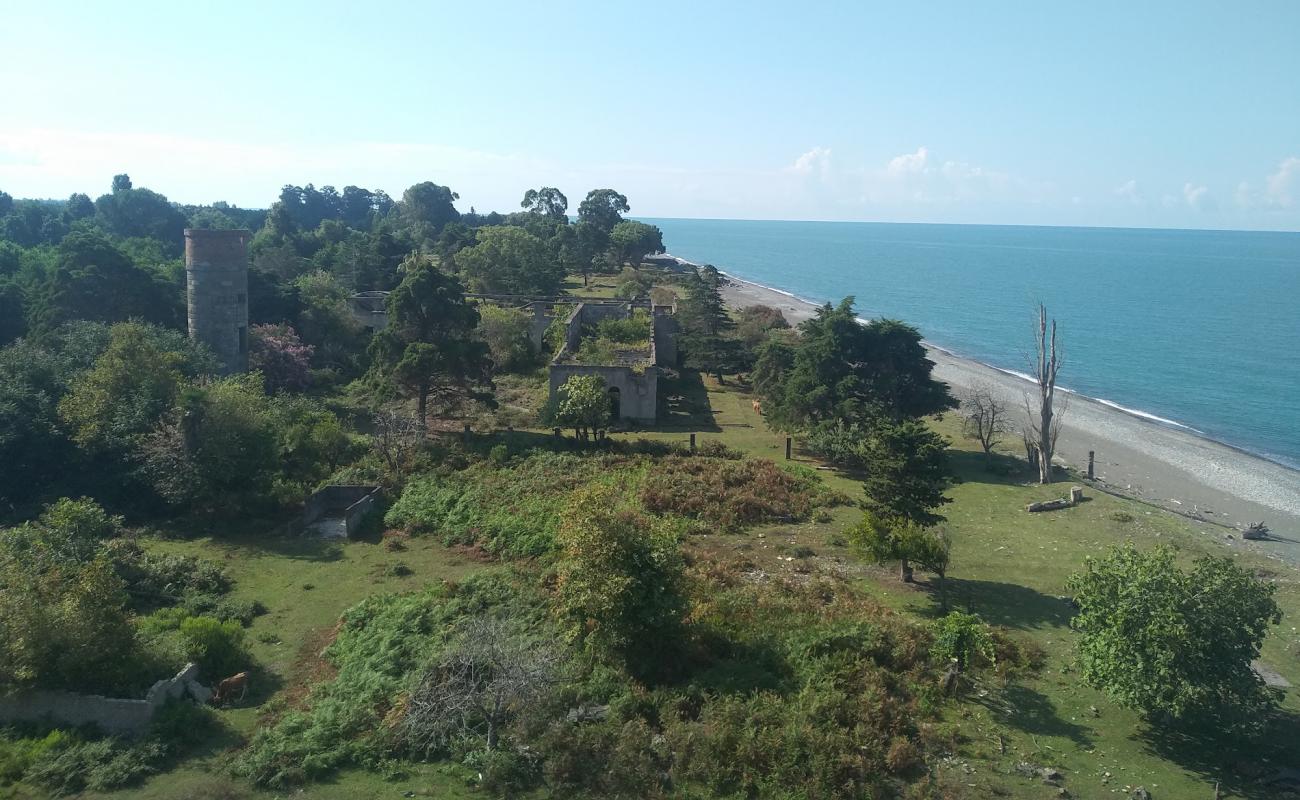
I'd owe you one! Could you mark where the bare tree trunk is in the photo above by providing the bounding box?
[416,387,429,434]
[900,558,914,583]
[1031,304,1061,484]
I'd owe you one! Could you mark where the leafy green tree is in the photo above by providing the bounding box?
[292,271,367,374]
[1067,543,1281,735]
[477,304,535,372]
[93,174,187,249]
[930,612,996,674]
[555,484,686,673]
[64,192,95,221]
[608,220,664,268]
[27,231,180,335]
[521,187,569,220]
[851,514,950,591]
[369,258,491,430]
[179,616,250,680]
[136,375,281,511]
[553,374,611,442]
[398,181,460,245]
[755,298,955,430]
[735,304,790,362]
[576,189,629,252]
[859,417,953,532]
[679,265,739,381]
[453,225,564,295]
[57,322,189,453]
[0,498,136,693]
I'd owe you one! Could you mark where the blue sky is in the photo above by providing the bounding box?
[2,1,1298,230]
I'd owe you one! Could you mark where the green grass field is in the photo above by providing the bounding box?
[62,315,1298,798]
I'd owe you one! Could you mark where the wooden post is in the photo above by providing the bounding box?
[689,433,696,453]
[552,427,561,439]
[1087,450,1095,480]
[462,422,471,443]
[785,437,792,460]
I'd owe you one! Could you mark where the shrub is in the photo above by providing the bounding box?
[639,456,841,530]
[1067,543,1281,735]
[25,735,166,796]
[929,612,995,672]
[178,616,249,680]
[385,452,616,557]
[556,486,686,673]
[477,304,535,373]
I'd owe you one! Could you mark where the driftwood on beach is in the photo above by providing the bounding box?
[1027,486,1085,513]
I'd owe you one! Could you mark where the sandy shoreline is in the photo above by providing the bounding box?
[715,269,1300,562]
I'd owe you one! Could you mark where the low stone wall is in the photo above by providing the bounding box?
[0,664,209,736]
[290,485,381,538]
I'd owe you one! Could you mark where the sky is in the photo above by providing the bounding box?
[2,1,1298,230]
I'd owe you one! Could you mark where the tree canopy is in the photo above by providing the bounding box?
[453,225,564,296]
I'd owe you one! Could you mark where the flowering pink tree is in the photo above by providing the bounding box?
[249,323,314,392]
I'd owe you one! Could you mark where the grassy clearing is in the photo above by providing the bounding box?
[50,366,1300,799]
[626,375,1300,800]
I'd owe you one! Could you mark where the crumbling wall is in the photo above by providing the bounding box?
[186,228,251,375]
[0,664,209,737]
[548,363,658,423]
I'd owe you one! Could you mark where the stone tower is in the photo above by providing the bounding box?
[185,228,251,374]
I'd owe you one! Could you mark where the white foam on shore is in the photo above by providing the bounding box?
[1093,398,1202,433]
[719,268,1255,457]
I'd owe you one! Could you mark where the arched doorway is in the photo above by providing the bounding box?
[607,386,621,421]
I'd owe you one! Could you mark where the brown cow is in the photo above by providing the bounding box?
[751,399,763,415]
[210,671,250,705]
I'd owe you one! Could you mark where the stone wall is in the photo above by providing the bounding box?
[0,664,209,737]
[186,229,251,375]
[292,485,381,538]
[548,363,659,423]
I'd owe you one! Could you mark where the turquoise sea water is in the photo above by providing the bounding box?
[648,219,1300,470]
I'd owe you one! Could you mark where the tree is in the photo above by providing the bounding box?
[553,374,611,443]
[403,616,563,754]
[292,271,367,374]
[755,298,955,430]
[859,417,953,582]
[679,265,739,382]
[93,175,187,249]
[555,485,686,674]
[520,187,569,220]
[1067,544,1281,735]
[735,304,790,355]
[249,323,314,392]
[398,181,460,245]
[137,375,282,511]
[28,231,180,335]
[851,514,950,591]
[57,321,188,453]
[930,612,996,677]
[959,381,1011,466]
[477,304,534,372]
[454,226,563,296]
[1028,303,1062,484]
[575,189,629,253]
[369,258,491,430]
[0,497,136,693]
[608,220,664,268]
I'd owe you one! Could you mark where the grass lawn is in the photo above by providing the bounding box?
[621,373,1300,799]
[85,368,1298,799]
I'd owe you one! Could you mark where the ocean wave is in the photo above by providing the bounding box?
[1093,398,1202,433]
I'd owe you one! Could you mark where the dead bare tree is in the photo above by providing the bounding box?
[372,410,422,481]
[1025,304,1064,484]
[959,381,1011,466]
[402,616,564,755]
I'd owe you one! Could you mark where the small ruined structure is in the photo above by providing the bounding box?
[347,290,680,424]
[290,484,382,539]
[185,228,251,374]
[0,663,210,736]
[548,299,677,424]
[1026,486,1085,512]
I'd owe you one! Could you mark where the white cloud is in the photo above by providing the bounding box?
[886,146,929,175]
[1183,182,1212,211]
[786,146,833,180]
[1115,179,1143,204]
[1264,156,1300,208]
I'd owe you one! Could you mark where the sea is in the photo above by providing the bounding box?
[648,219,1300,470]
